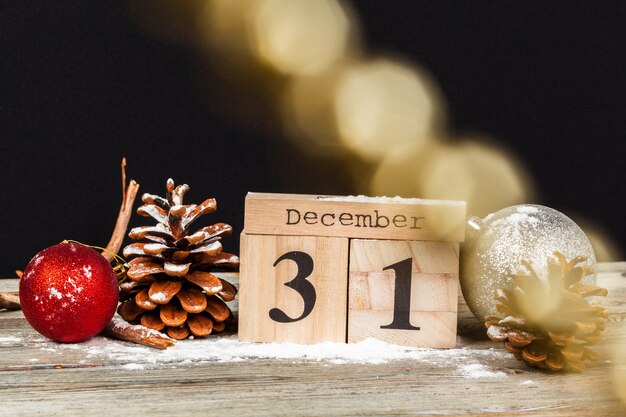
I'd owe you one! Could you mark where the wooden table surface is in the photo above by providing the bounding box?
[2,263,626,416]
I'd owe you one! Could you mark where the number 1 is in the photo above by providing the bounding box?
[380,258,420,330]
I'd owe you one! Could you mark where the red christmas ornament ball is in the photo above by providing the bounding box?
[19,242,120,342]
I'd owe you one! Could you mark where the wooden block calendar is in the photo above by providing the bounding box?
[348,239,459,348]
[238,193,466,347]
[239,234,349,344]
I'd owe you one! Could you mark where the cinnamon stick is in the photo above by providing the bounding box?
[101,317,175,350]
[102,158,140,261]
[0,292,20,310]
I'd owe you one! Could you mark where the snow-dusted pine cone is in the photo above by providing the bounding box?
[118,179,239,340]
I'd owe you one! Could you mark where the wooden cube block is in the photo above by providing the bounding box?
[348,239,459,348]
[238,233,349,344]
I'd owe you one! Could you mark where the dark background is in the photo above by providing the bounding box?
[1,1,624,276]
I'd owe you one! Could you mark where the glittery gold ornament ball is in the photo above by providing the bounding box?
[460,204,597,322]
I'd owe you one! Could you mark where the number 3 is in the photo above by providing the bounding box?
[269,251,317,323]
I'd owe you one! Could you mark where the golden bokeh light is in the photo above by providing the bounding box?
[333,59,439,162]
[574,217,623,262]
[368,141,461,240]
[370,140,438,197]
[126,1,614,260]
[281,67,349,155]
[250,0,353,76]
[371,139,535,218]
[198,0,259,69]
[415,140,534,217]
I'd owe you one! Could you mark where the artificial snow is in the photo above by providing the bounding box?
[516,206,539,215]
[48,287,63,300]
[66,276,83,293]
[82,265,93,279]
[144,243,166,253]
[0,336,22,343]
[520,380,536,386]
[108,317,171,340]
[31,254,44,268]
[459,363,506,379]
[149,292,167,302]
[121,363,146,371]
[31,334,510,379]
[164,263,189,274]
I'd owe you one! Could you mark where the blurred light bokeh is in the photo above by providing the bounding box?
[281,67,347,155]
[198,0,259,73]
[575,217,624,262]
[125,0,621,258]
[371,138,534,218]
[250,0,353,76]
[334,59,439,162]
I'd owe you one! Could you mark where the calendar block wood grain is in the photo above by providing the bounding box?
[348,239,459,348]
[244,193,466,242]
[238,233,349,344]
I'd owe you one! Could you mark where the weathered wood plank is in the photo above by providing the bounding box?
[0,355,623,416]
[0,262,625,416]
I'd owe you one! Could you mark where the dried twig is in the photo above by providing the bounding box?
[102,158,140,262]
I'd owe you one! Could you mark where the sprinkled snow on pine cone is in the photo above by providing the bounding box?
[118,179,238,340]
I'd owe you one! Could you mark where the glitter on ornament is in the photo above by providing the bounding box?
[19,242,120,343]
[460,204,597,322]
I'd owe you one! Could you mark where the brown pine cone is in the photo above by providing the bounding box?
[118,179,239,340]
